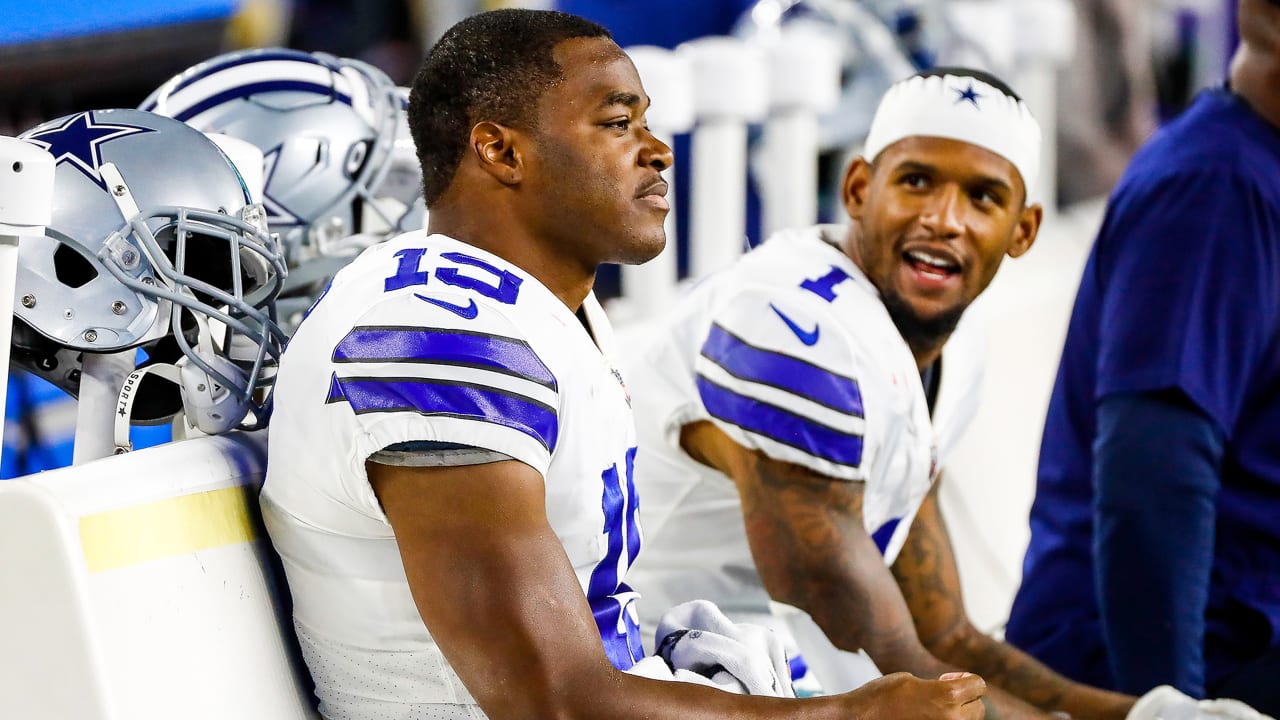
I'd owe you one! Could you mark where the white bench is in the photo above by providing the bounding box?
[0,431,319,719]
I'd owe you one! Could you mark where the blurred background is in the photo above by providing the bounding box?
[0,0,1249,632]
[0,0,1241,215]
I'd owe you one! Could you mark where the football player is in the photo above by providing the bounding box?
[619,67,1144,720]
[260,9,988,720]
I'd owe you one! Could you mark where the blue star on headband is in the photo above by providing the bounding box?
[24,112,154,190]
[953,82,983,107]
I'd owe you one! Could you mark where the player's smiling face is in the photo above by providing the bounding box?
[521,37,674,269]
[843,135,1040,340]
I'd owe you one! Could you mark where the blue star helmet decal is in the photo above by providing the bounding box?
[23,112,154,190]
[260,145,302,227]
[953,82,983,107]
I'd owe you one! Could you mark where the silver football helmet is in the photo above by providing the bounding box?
[140,49,422,287]
[12,108,288,433]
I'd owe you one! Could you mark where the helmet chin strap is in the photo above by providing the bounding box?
[99,162,169,285]
[113,313,251,453]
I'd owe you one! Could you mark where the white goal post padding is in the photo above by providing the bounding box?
[0,431,318,720]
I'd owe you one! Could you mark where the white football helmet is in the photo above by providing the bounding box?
[141,48,423,324]
[12,108,288,433]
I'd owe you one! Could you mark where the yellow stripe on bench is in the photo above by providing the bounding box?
[79,485,260,573]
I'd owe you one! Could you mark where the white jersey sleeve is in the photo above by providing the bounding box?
[328,289,560,502]
[692,287,870,482]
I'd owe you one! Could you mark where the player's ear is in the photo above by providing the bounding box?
[469,121,523,187]
[1007,202,1043,259]
[842,157,873,221]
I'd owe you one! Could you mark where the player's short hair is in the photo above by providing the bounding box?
[409,9,612,206]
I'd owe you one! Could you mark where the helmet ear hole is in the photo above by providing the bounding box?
[344,140,370,178]
[53,244,98,288]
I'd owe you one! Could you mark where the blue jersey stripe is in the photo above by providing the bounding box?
[871,517,902,555]
[333,326,557,390]
[168,80,353,122]
[696,375,864,467]
[701,324,864,417]
[328,376,558,452]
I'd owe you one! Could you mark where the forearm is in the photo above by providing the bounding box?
[374,458,973,720]
[610,669,995,720]
[677,424,990,718]
[463,634,989,720]
[791,567,955,680]
[571,667,847,720]
[888,482,1124,720]
[769,560,1060,720]
[736,487,956,683]
[931,624,1133,720]
[1094,391,1222,697]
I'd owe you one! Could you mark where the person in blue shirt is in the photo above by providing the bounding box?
[1006,0,1280,712]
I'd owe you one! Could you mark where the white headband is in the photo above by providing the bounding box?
[863,73,1042,198]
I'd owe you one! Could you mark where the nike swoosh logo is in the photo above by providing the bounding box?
[770,303,819,346]
[415,294,479,320]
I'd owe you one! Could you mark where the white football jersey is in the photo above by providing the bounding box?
[261,231,644,720]
[621,224,982,640]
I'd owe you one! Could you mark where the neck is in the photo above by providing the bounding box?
[427,199,596,312]
[909,342,944,372]
[1231,44,1280,130]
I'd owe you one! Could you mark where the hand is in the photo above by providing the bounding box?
[839,671,988,720]
[1127,685,1276,720]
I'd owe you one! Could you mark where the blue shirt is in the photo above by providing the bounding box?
[1007,88,1280,693]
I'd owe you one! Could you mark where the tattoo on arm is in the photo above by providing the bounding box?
[893,479,1130,719]
[724,440,945,675]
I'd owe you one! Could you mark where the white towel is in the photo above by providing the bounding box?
[1127,685,1276,720]
[639,599,796,697]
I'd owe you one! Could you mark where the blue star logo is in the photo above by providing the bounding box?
[953,82,983,107]
[260,146,301,227]
[23,112,154,190]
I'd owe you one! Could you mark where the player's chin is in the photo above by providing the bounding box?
[612,229,667,266]
[903,288,965,316]
[910,276,972,308]
[884,288,969,341]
